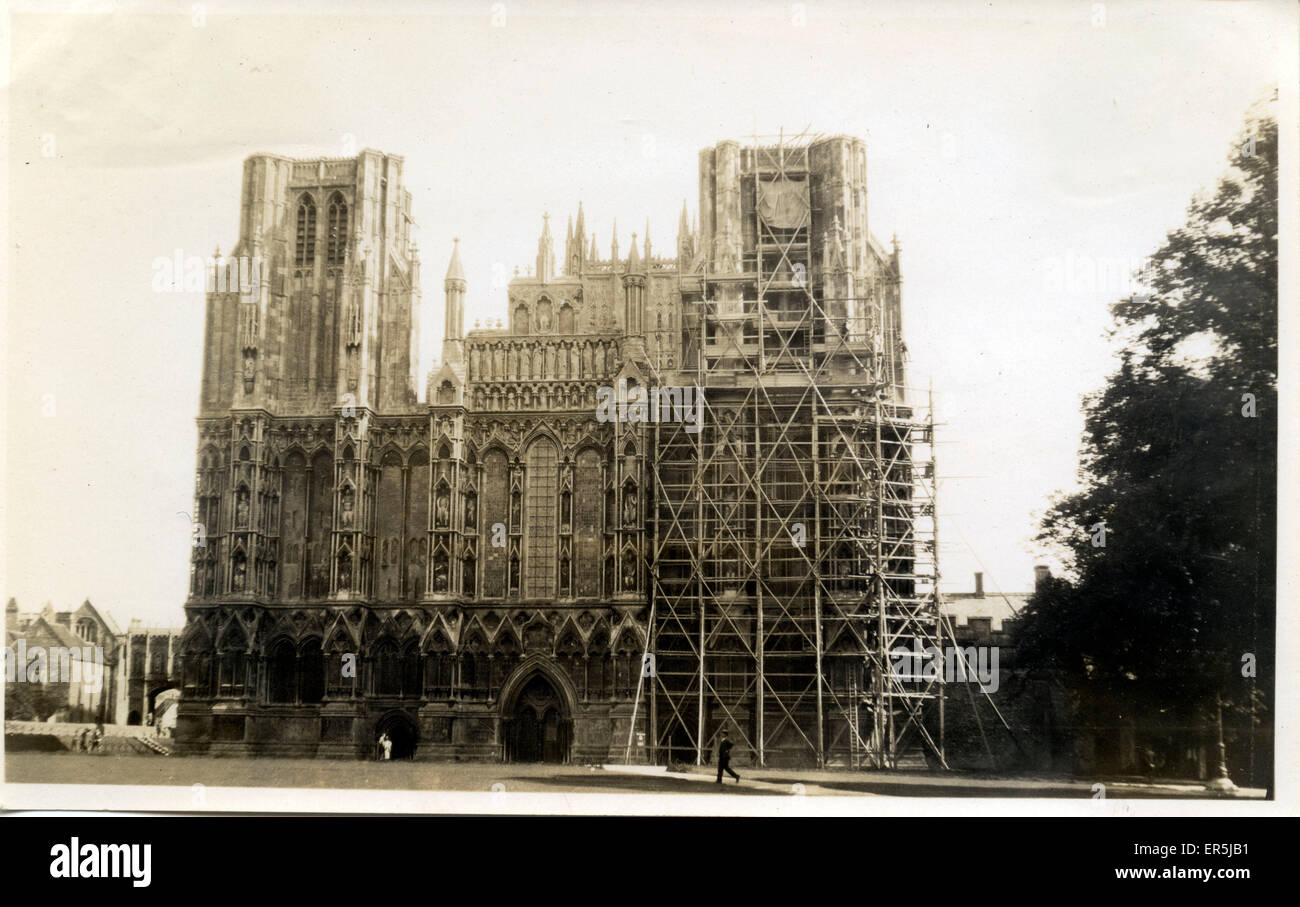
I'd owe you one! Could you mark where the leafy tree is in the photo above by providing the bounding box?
[1017,99,1276,785]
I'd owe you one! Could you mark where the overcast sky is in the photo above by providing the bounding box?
[2,0,1288,627]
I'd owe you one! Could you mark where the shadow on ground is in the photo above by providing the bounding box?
[508,773,774,795]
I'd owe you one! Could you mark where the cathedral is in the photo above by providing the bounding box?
[176,135,915,767]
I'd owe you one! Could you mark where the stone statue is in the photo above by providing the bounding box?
[340,487,355,528]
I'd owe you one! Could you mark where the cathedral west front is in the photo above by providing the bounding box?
[176,135,910,766]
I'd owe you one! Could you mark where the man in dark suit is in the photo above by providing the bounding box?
[716,731,740,784]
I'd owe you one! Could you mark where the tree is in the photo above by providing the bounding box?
[1017,98,1277,786]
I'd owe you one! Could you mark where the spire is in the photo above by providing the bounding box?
[443,238,466,353]
[445,237,466,282]
[644,218,651,261]
[589,233,597,261]
[628,231,642,272]
[536,212,555,283]
[677,200,693,265]
[611,219,619,264]
[565,215,574,273]
[575,201,585,245]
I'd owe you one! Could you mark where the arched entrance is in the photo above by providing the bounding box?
[502,672,572,763]
[375,711,419,760]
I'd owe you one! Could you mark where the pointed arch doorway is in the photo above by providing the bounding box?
[501,663,574,764]
[375,710,419,760]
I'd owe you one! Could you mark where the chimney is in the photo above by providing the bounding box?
[1034,564,1051,591]
[54,612,72,627]
[974,572,985,598]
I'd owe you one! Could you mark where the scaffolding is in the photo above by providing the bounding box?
[640,131,948,769]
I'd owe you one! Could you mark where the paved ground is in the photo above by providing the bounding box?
[4,753,1266,799]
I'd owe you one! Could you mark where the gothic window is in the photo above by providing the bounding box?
[326,192,348,265]
[406,448,429,601]
[575,450,603,597]
[400,641,421,698]
[559,490,572,534]
[614,636,638,700]
[558,303,575,334]
[325,635,352,698]
[300,639,324,703]
[425,632,453,698]
[514,304,530,335]
[267,638,297,703]
[461,634,489,699]
[307,450,333,597]
[280,451,308,597]
[76,619,97,644]
[375,450,404,600]
[493,633,520,698]
[218,625,247,698]
[557,630,584,700]
[372,639,401,696]
[181,642,212,697]
[525,437,558,597]
[295,194,317,267]
[588,630,610,699]
[482,450,508,598]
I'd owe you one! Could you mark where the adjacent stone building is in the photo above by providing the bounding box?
[5,598,184,727]
[5,598,121,723]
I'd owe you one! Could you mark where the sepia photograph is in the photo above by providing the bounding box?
[1,0,1294,829]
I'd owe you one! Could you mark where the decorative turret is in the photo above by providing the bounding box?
[677,200,693,267]
[610,219,619,265]
[535,213,555,283]
[623,232,647,344]
[574,202,586,274]
[443,238,466,363]
[627,231,642,274]
[565,215,574,274]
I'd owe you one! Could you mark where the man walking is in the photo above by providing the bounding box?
[715,731,740,784]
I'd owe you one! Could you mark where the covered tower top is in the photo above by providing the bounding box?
[445,236,466,284]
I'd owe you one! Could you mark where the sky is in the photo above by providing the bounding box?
[1,0,1289,628]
